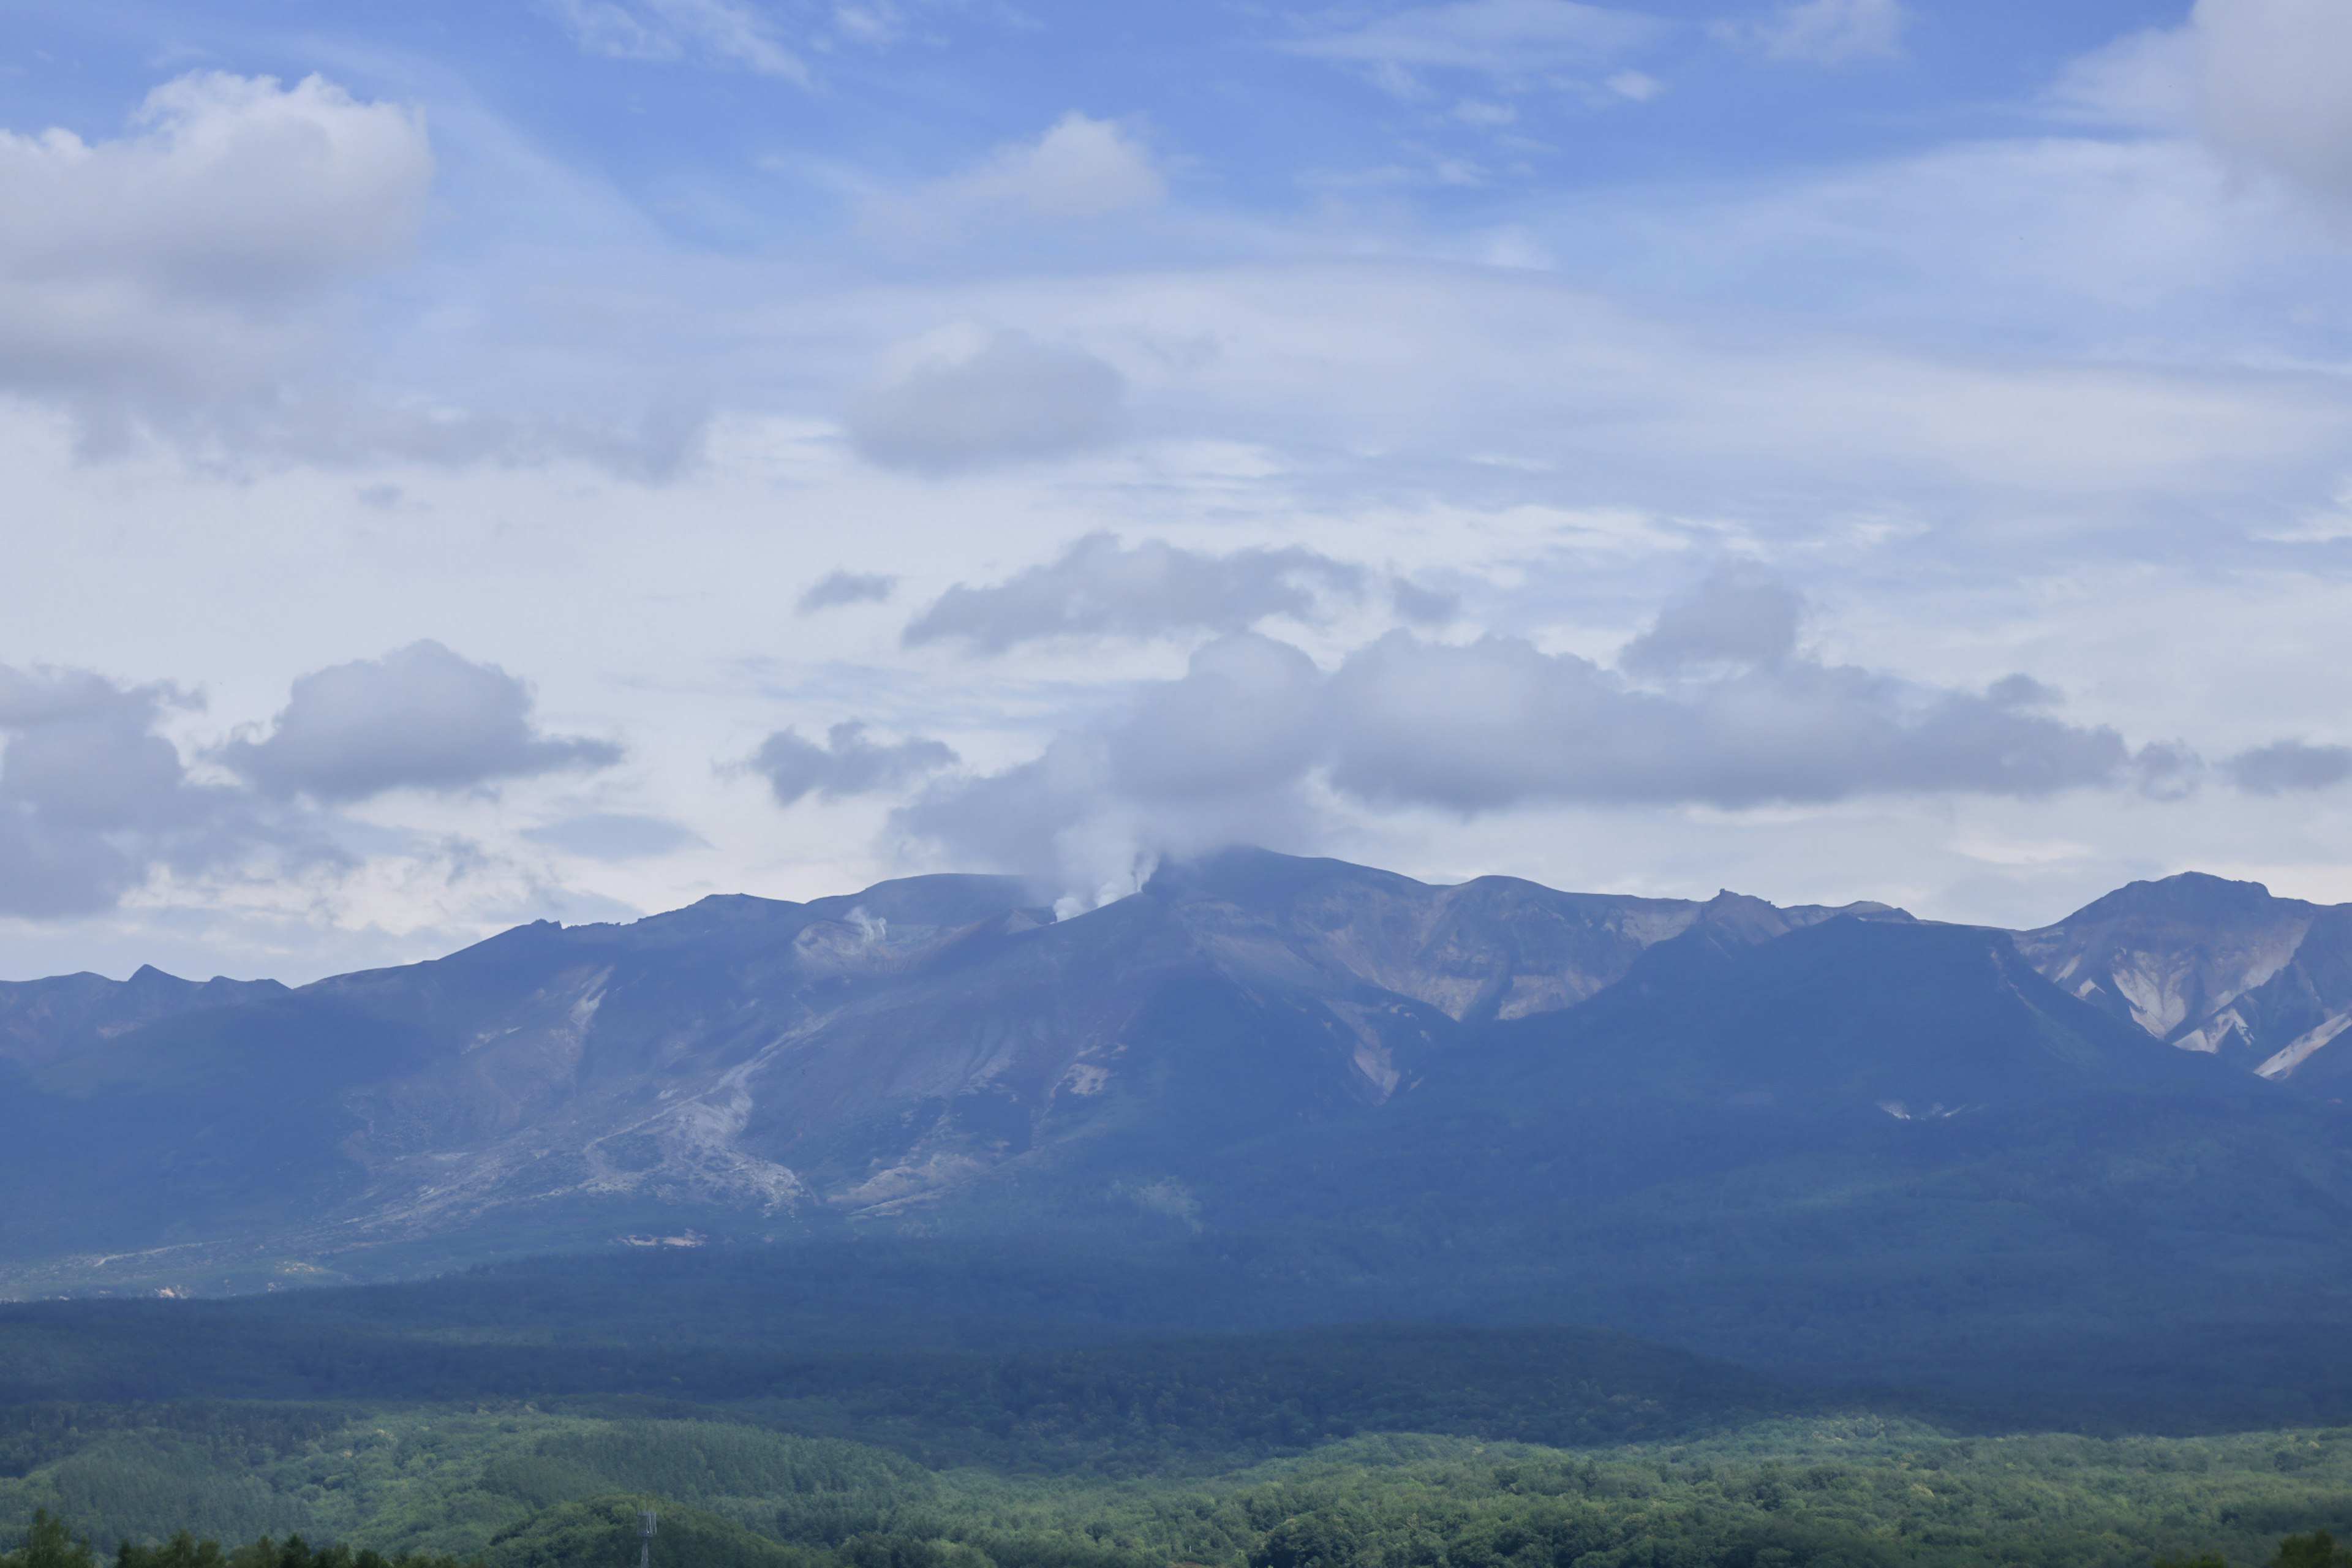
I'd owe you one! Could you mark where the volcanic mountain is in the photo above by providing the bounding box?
[2,849,2349,1416]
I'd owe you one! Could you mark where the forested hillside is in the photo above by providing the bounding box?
[6,1407,2352,1568]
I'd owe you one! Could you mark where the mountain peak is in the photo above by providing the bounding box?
[2014,870,2346,1063]
[1143,845,1428,906]
[2049,870,2312,929]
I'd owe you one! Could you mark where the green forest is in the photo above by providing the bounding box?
[6,1281,2352,1568]
[3,1403,2352,1568]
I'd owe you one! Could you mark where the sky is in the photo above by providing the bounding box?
[5,0,2352,981]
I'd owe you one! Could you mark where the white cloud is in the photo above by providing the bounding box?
[1716,0,1908,66]
[549,0,809,79]
[1283,0,1663,79]
[1618,561,1804,676]
[873,113,1166,232]
[17,9,2352,971]
[902,534,1371,653]
[0,73,430,299]
[2195,0,2352,198]
[2225,739,2352,795]
[2049,1,2352,203]
[222,642,622,804]
[940,113,1166,219]
[2047,27,2198,130]
[750,721,957,804]
[0,72,433,446]
[0,666,258,917]
[894,575,2176,897]
[843,327,1125,475]
[797,570,899,614]
[543,0,685,62]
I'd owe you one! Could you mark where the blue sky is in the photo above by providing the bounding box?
[4,0,2352,979]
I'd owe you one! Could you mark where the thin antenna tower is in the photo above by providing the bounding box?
[638,1509,657,1568]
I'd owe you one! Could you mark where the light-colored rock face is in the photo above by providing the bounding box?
[1174,872,1708,1023]
[2018,919,2310,1040]
[2011,873,2352,1082]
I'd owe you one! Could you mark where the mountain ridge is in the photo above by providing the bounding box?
[0,849,2347,1344]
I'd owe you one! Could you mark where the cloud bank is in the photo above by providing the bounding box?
[0,667,254,917]
[893,571,2252,895]
[0,643,628,919]
[2225,739,2352,794]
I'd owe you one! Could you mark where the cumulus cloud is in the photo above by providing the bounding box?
[0,72,433,444]
[1390,578,1461,626]
[937,113,1166,219]
[2226,738,2352,794]
[1321,631,2131,812]
[896,575,2178,895]
[2194,0,2352,198]
[1716,0,1908,66]
[2129,740,2206,801]
[548,0,809,79]
[892,643,1324,902]
[797,570,899,614]
[1619,560,1804,676]
[2053,1,2352,200]
[1987,673,2065,708]
[222,641,621,804]
[843,328,1125,475]
[0,666,258,917]
[751,721,957,805]
[1283,0,1662,86]
[903,533,1371,653]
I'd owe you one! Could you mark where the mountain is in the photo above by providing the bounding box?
[2015,872,2352,1084]
[0,966,287,1071]
[0,851,1909,1282]
[4,850,2352,1425]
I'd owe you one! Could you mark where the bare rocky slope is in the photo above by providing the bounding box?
[2016,870,2352,1086]
[1,850,2347,1317]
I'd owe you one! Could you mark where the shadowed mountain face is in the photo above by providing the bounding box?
[1,848,2349,1418]
[0,967,288,1071]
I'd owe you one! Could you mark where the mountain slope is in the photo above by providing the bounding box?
[1,845,2349,1392]
[2,856,2352,1421]
[0,967,288,1071]
[0,850,1924,1284]
[1180,913,2352,1407]
[2015,873,2352,1081]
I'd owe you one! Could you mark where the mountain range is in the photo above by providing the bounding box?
[5,850,2352,1416]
